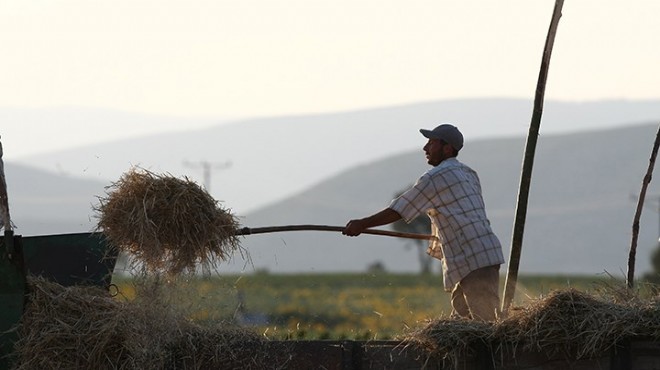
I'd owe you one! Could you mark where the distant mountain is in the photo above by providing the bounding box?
[3,163,106,235]
[7,123,660,277]
[4,99,660,278]
[0,106,223,157]
[12,98,660,214]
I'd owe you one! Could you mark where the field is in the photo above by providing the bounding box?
[111,272,622,340]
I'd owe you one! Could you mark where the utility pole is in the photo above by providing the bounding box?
[182,160,232,192]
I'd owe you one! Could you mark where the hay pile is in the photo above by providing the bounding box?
[404,287,660,363]
[9,169,291,368]
[95,168,243,274]
[10,276,288,370]
[400,318,493,362]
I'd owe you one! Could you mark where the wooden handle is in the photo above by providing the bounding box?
[235,224,435,241]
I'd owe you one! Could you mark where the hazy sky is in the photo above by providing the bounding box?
[1,0,659,121]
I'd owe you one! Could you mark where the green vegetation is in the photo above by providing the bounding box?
[643,241,660,289]
[112,272,627,341]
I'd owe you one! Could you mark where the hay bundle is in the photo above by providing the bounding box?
[495,288,645,358]
[11,277,132,369]
[95,168,242,274]
[405,287,660,363]
[11,276,288,370]
[401,318,493,361]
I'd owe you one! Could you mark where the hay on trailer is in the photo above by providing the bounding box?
[399,318,493,362]
[95,168,243,275]
[494,288,654,358]
[404,287,660,363]
[10,276,288,370]
[11,277,128,369]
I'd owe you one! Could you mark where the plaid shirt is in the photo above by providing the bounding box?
[389,158,504,291]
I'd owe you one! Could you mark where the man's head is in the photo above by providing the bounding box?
[420,124,463,166]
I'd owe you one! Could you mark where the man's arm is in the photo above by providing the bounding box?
[343,208,402,236]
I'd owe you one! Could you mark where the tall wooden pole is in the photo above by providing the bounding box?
[501,0,564,313]
[628,124,660,288]
[0,135,16,260]
[0,136,12,233]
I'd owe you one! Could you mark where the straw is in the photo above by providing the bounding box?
[10,276,288,370]
[95,168,243,275]
[404,286,660,365]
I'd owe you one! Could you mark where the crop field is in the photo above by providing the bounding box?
[112,273,622,340]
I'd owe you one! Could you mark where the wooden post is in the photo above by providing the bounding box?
[0,136,12,232]
[501,0,564,313]
[627,124,660,288]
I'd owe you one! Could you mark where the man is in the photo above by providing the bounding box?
[343,124,504,321]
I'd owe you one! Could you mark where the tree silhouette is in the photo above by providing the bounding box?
[391,188,434,275]
[643,240,660,289]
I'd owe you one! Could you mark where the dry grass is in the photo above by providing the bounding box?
[404,286,660,364]
[399,318,493,362]
[10,276,289,370]
[95,168,244,275]
[11,277,127,369]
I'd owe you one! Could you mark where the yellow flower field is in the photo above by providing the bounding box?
[111,273,617,340]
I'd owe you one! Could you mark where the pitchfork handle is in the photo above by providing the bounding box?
[236,225,435,241]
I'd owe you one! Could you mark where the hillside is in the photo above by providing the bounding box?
[12,98,660,214]
[234,123,660,277]
[3,163,107,235]
[3,98,660,277]
[5,124,660,276]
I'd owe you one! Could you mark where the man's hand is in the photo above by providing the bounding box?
[343,219,367,236]
[343,208,403,237]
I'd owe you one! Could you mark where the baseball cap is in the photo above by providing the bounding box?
[420,124,464,151]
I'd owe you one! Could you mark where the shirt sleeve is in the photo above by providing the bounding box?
[389,175,435,223]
